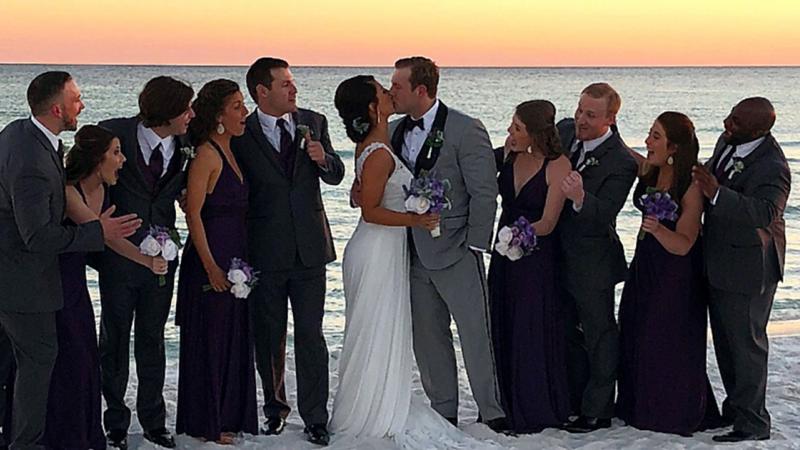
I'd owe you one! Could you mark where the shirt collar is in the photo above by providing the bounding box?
[30,116,60,152]
[579,127,613,153]
[257,108,293,131]
[138,122,172,151]
[410,99,440,131]
[731,136,766,159]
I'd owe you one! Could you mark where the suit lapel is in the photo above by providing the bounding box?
[291,111,304,180]
[246,112,286,178]
[414,102,449,177]
[25,120,65,181]
[577,131,617,174]
[706,138,728,171]
[121,118,154,192]
[725,134,774,187]
[154,134,185,194]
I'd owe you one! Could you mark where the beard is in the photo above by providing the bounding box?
[61,115,78,132]
[723,129,753,146]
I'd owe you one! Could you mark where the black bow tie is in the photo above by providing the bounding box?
[404,117,425,133]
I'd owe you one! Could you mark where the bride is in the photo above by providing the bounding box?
[329,75,499,449]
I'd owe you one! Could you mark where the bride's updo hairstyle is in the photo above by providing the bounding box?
[334,75,377,144]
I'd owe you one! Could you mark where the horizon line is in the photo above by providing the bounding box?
[2,62,800,70]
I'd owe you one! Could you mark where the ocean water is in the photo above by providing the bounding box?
[1,65,798,361]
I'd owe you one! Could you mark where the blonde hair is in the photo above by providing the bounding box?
[581,82,621,116]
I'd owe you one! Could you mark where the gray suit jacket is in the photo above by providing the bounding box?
[556,118,638,294]
[0,119,104,313]
[390,103,498,270]
[233,108,345,272]
[703,133,790,295]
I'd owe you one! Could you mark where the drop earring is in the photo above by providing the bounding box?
[526,146,532,154]
[216,123,225,135]
[667,155,674,166]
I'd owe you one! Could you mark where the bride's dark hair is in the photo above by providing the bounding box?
[334,75,377,143]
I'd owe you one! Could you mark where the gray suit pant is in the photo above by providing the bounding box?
[0,311,57,450]
[708,283,776,436]
[410,248,505,421]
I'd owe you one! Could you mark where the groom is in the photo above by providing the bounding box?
[388,56,507,430]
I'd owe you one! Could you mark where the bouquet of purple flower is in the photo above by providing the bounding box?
[638,189,679,240]
[203,257,259,299]
[139,225,182,286]
[403,171,451,237]
[495,216,538,261]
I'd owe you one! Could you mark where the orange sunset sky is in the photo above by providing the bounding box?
[1,0,799,66]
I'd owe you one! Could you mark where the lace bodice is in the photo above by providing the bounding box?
[355,142,412,213]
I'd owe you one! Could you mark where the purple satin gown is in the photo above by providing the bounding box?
[175,141,257,440]
[43,185,106,450]
[617,183,722,436]
[488,154,569,433]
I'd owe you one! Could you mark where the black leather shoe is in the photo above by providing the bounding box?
[143,428,176,448]
[485,417,512,434]
[260,416,286,435]
[304,424,330,446]
[563,416,611,433]
[106,429,128,450]
[712,430,769,443]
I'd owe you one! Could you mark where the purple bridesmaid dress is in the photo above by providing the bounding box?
[175,140,257,441]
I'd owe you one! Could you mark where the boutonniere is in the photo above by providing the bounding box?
[424,129,445,149]
[421,128,445,160]
[728,158,745,180]
[296,124,312,147]
[577,156,600,172]
[179,146,196,172]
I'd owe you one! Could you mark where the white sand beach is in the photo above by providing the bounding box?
[110,320,800,449]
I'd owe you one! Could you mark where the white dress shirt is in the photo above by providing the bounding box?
[137,123,175,177]
[402,100,440,171]
[570,127,613,168]
[30,116,60,153]
[257,108,294,151]
[571,127,613,212]
[710,136,766,205]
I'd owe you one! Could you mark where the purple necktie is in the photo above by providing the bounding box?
[149,143,164,181]
[276,119,295,174]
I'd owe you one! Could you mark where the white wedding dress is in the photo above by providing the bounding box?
[330,143,499,449]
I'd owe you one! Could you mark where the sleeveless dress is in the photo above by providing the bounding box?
[44,184,106,449]
[488,154,570,433]
[616,183,722,436]
[331,142,500,449]
[175,140,258,440]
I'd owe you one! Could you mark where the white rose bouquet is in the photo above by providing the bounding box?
[203,257,259,299]
[139,225,182,286]
[403,171,451,238]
